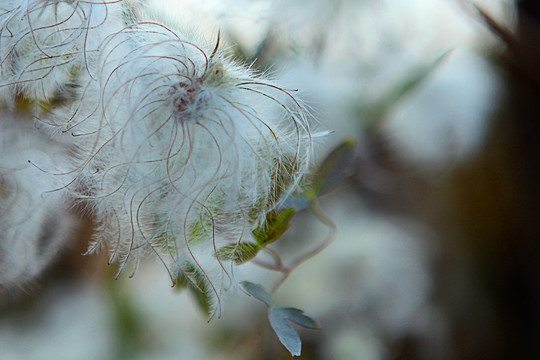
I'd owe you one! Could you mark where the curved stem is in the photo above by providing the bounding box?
[263,247,285,270]
[251,248,288,272]
[251,258,283,272]
[271,198,337,294]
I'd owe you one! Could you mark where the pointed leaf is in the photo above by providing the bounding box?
[189,285,211,317]
[176,265,211,316]
[175,272,189,290]
[272,307,320,329]
[252,207,295,247]
[216,242,260,265]
[240,281,274,307]
[310,138,358,197]
[269,307,302,357]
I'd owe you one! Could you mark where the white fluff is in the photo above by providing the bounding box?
[0,115,74,290]
[0,1,313,306]
[70,21,311,302]
[0,0,123,104]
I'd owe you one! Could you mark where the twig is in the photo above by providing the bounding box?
[271,198,337,293]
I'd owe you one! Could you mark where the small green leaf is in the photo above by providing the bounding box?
[175,272,189,290]
[240,281,274,307]
[272,307,320,329]
[176,265,211,316]
[309,138,358,197]
[190,285,211,317]
[269,308,302,357]
[242,283,320,357]
[216,243,260,265]
[187,192,224,245]
[252,208,295,247]
[187,220,208,245]
[268,307,321,357]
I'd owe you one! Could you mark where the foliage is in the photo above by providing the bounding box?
[241,281,320,357]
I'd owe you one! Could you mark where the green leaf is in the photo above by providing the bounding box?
[268,307,321,357]
[175,272,189,290]
[240,281,274,308]
[252,208,295,247]
[309,138,358,197]
[189,285,211,317]
[187,192,225,245]
[272,307,320,329]
[176,265,211,316]
[268,308,302,357]
[242,283,320,357]
[187,220,208,245]
[216,242,260,265]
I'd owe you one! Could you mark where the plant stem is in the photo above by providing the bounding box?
[271,198,337,293]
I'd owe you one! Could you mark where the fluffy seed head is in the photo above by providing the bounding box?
[0,1,315,308]
[0,0,123,105]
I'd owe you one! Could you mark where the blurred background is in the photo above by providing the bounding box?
[1,0,539,359]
